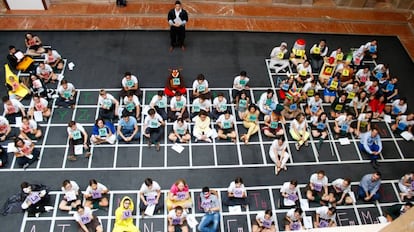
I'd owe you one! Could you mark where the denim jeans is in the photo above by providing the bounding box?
[198,212,220,232]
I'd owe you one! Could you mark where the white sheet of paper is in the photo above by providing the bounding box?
[74,144,83,155]
[15,51,24,60]
[34,111,43,122]
[303,216,313,229]
[171,143,184,153]
[300,199,309,210]
[15,117,22,127]
[7,142,17,153]
[339,138,350,145]
[211,129,218,139]
[68,62,75,70]
[283,198,296,206]
[348,191,356,203]
[187,214,199,228]
[401,131,413,141]
[144,204,155,216]
[383,114,392,123]
[378,216,387,224]
[228,205,242,213]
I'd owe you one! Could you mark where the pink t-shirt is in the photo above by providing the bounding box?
[169,184,189,195]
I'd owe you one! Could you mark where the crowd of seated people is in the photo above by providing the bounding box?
[2,33,413,231]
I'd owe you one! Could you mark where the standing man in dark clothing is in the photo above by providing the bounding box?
[167,1,188,52]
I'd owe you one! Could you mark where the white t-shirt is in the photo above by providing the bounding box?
[121,75,138,88]
[392,100,407,114]
[123,95,140,109]
[170,97,187,110]
[216,114,235,129]
[57,83,76,97]
[233,76,249,90]
[192,98,211,112]
[227,181,247,197]
[85,183,108,196]
[150,95,167,109]
[74,206,93,224]
[316,206,335,220]
[61,180,80,201]
[20,119,38,132]
[355,69,370,83]
[98,93,116,108]
[331,178,351,193]
[139,181,161,196]
[144,113,163,128]
[290,119,306,131]
[280,182,298,195]
[192,80,209,92]
[307,97,323,109]
[255,211,274,225]
[258,92,278,112]
[270,46,288,60]
[0,116,10,134]
[4,99,24,114]
[309,173,328,191]
[67,123,86,138]
[44,50,61,63]
[173,120,189,135]
[168,209,187,224]
[213,97,227,111]
[29,97,49,111]
[296,63,312,77]
[269,139,288,156]
[286,208,301,221]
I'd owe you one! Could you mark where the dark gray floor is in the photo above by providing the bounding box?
[0,31,413,231]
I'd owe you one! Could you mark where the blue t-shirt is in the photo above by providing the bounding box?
[119,117,137,131]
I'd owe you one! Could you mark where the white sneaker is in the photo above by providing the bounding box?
[51,94,59,99]
[44,206,54,212]
[305,141,309,146]
[35,212,40,218]
[295,143,300,151]
[206,138,212,143]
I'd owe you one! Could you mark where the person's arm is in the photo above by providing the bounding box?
[388,88,398,101]
[361,134,373,154]
[131,124,139,139]
[77,221,89,232]
[117,124,126,141]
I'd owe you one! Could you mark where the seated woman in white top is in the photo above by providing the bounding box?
[314,206,337,228]
[252,209,276,232]
[19,116,42,141]
[84,179,109,210]
[216,110,237,142]
[223,177,248,207]
[280,180,299,209]
[284,207,303,231]
[168,206,189,232]
[192,110,213,143]
[328,178,353,206]
[289,113,310,151]
[58,179,81,211]
[191,73,211,99]
[73,205,103,232]
[28,94,51,120]
[306,170,333,205]
[269,136,290,175]
[168,118,191,143]
[398,172,414,201]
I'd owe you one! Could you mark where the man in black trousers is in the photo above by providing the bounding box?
[167,1,189,51]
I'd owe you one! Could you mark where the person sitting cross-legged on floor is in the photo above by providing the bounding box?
[216,110,237,142]
[192,110,213,143]
[56,80,77,108]
[284,207,303,231]
[19,116,42,141]
[168,118,191,143]
[20,181,53,217]
[280,180,300,209]
[90,118,116,145]
[269,136,290,175]
[240,104,260,145]
[358,128,382,168]
[58,179,82,212]
[398,171,414,201]
[166,178,193,212]
[358,171,382,202]
[139,177,163,216]
[84,179,109,210]
[223,177,249,207]
[14,137,40,169]
[113,196,139,232]
[198,186,220,232]
[306,170,333,205]
[73,204,103,232]
[314,206,337,228]
[328,178,354,206]
[117,113,140,143]
[165,69,186,97]
[143,108,165,151]
[168,206,188,232]
[98,89,119,122]
[289,113,310,151]
[66,120,91,161]
[252,209,276,232]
